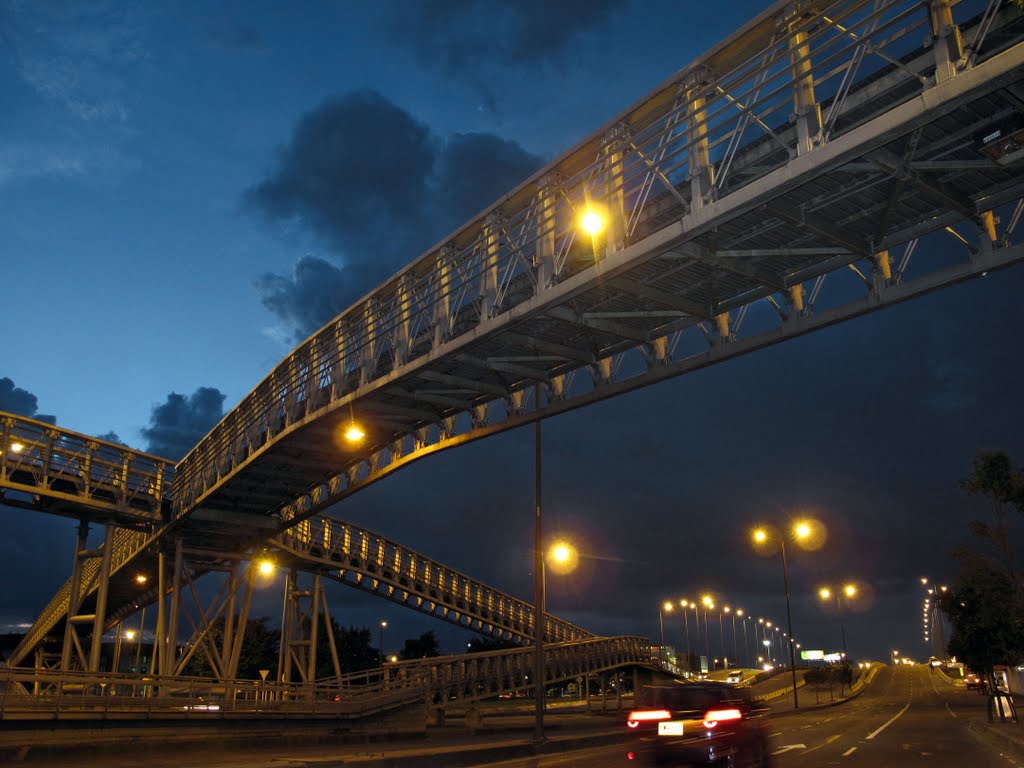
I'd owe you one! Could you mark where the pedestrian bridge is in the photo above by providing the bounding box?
[3,0,1024,711]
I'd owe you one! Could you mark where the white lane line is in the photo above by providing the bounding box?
[946,701,958,718]
[866,701,912,740]
[770,732,783,737]
[843,746,858,756]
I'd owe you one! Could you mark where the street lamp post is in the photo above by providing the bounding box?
[680,600,692,673]
[533,381,545,744]
[658,601,673,666]
[701,596,713,672]
[819,584,857,661]
[718,609,727,668]
[752,523,812,709]
[379,620,387,667]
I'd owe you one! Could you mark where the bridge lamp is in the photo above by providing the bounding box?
[9,442,24,453]
[844,584,857,598]
[579,206,606,237]
[547,540,578,574]
[124,630,136,641]
[257,559,275,576]
[344,422,365,443]
[135,574,148,585]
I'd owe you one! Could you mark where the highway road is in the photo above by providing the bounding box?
[7,665,1022,767]
[471,664,1024,767]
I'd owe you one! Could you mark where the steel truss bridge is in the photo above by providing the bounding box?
[3,0,1024,719]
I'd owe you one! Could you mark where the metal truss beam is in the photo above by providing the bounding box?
[274,515,592,645]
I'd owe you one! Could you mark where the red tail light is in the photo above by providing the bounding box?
[703,708,743,728]
[627,709,671,727]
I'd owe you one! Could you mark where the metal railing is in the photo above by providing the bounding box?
[0,636,658,718]
[172,0,1005,518]
[0,412,173,523]
[277,516,593,644]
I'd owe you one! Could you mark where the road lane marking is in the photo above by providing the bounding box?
[771,744,807,756]
[843,746,858,756]
[826,735,841,744]
[866,701,911,740]
[946,701,958,718]
[770,732,783,737]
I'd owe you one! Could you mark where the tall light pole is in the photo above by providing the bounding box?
[680,600,692,672]
[658,601,673,666]
[752,522,812,709]
[819,583,857,661]
[727,607,740,667]
[717,608,727,668]
[379,620,387,666]
[701,595,713,672]
[533,381,545,744]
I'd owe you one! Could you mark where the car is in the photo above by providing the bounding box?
[965,672,983,690]
[726,671,744,685]
[626,682,771,766]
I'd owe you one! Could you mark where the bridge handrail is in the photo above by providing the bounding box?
[1,412,174,520]
[171,0,985,517]
[277,515,594,644]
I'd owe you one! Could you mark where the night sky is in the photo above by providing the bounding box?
[2,0,1023,666]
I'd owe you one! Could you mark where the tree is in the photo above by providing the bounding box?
[940,565,1024,686]
[181,616,280,680]
[959,450,1024,579]
[332,625,380,673]
[400,630,440,660]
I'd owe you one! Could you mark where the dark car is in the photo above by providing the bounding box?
[626,681,772,766]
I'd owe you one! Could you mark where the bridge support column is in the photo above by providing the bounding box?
[87,524,115,672]
[60,521,89,673]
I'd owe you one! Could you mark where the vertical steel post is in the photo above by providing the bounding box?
[481,214,501,319]
[929,0,961,84]
[780,539,799,708]
[88,524,115,672]
[536,174,557,291]
[112,621,123,673]
[789,17,820,156]
[682,609,691,672]
[433,246,453,349]
[687,78,713,209]
[61,521,89,671]
[533,381,545,744]
[153,550,166,678]
[277,569,291,682]
[133,606,146,673]
[162,536,184,677]
[309,573,321,682]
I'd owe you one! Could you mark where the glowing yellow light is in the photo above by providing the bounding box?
[736,609,744,617]
[844,584,857,598]
[344,423,365,442]
[663,601,674,613]
[124,630,136,640]
[702,595,713,607]
[819,587,832,600]
[389,655,398,663]
[794,522,812,539]
[753,529,767,543]
[723,606,731,613]
[258,559,274,576]
[680,599,689,608]
[10,442,24,453]
[579,208,605,236]
[135,574,148,585]
[550,542,573,564]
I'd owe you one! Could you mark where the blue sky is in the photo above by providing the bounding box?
[2,0,1023,662]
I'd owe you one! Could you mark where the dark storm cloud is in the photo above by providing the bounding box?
[0,377,55,424]
[253,256,372,340]
[245,91,436,261]
[246,93,544,340]
[140,387,226,461]
[435,132,544,223]
[386,0,629,73]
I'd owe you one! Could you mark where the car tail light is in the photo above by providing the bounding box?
[627,709,671,727]
[703,708,743,728]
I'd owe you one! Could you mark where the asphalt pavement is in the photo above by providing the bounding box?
[7,665,1024,767]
